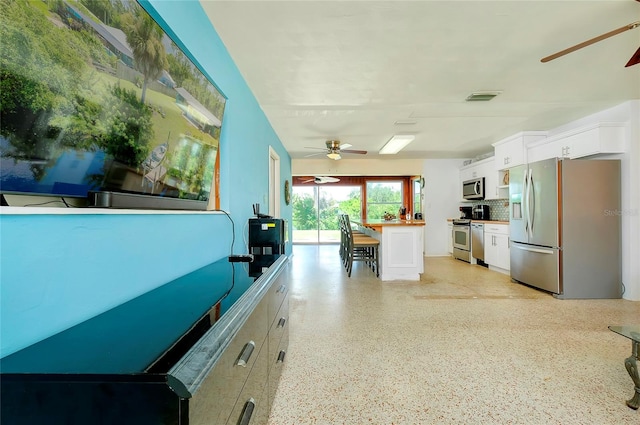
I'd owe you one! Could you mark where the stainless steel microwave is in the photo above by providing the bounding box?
[462,177,485,200]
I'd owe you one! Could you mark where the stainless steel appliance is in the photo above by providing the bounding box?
[509,158,621,298]
[471,222,484,262]
[462,177,485,200]
[452,219,471,262]
[472,205,490,220]
[459,206,473,219]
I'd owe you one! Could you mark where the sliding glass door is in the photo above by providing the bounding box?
[292,185,361,244]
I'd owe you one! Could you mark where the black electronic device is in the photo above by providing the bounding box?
[248,218,285,256]
[0,0,226,210]
[228,254,254,263]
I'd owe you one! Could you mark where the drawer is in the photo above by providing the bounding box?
[484,224,509,235]
[268,328,289,407]
[226,341,269,425]
[268,294,289,372]
[267,275,288,327]
[188,298,268,425]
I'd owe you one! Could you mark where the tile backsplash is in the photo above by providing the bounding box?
[471,199,510,221]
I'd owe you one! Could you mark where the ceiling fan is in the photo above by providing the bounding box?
[541,3,640,67]
[301,176,341,184]
[304,140,367,160]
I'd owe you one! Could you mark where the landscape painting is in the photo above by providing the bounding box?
[0,0,226,205]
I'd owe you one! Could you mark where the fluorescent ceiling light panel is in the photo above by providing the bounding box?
[379,135,415,154]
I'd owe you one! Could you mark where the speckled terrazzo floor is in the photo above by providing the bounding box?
[267,245,640,425]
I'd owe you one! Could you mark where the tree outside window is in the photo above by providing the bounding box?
[366,181,402,220]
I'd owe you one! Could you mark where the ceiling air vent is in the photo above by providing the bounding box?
[465,91,501,102]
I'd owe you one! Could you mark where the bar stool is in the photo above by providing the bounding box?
[341,214,379,277]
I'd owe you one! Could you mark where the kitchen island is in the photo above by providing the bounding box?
[352,219,425,281]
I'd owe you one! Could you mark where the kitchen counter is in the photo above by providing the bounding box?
[447,218,509,225]
[356,219,425,232]
[472,219,509,225]
[352,219,424,281]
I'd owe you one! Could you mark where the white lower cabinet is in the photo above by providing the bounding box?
[447,223,453,254]
[484,224,510,272]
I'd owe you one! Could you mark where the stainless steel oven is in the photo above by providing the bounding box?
[452,219,471,262]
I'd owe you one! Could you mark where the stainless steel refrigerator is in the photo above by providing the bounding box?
[509,158,621,298]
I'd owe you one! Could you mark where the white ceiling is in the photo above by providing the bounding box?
[200,0,640,161]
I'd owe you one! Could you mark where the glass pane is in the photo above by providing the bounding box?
[318,186,361,243]
[366,181,402,220]
[413,179,422,214]
[292,186,318,243]
[454,230,467,245]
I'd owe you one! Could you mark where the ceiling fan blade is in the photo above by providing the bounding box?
[340,149,368,155]
[625,46,640,67]
[303,152,325,158]
[315,176,340,183]
[338,143,353,150]
[304,146,327,150]
[541,21,640,63]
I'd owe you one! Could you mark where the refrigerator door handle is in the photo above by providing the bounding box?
[524,168,532,238]
[522,168,529,235]
[528,168,535,238]
[513,245,554,255]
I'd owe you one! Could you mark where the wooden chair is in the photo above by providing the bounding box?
[341,214,379,277]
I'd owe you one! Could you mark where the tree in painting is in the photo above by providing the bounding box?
[122,8,168,104]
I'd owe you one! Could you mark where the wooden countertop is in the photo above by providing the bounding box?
[446,218,509,225]
[353,219,425,232]
[472,220,509,225]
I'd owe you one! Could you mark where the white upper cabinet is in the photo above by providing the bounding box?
[528,122,626,163]
[492,131,547,170]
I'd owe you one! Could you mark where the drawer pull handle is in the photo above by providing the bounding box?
[236,341,255,367]
[237,398,255,425]
[277,350,286,363]
[277,317,286,328]
[277,284,286,294]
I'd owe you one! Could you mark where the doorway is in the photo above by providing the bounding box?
[292,185,362,243]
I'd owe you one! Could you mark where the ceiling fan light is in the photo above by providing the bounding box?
[327,152,341,160]
[379,135,415,154]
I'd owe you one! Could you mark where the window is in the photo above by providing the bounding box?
[366,181,403,220]
[292,185,361,243]
[413,177,422,215]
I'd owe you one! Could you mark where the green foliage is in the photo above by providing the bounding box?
[292,188,364,233]
[97,85,153,166]
[79,0,126,28]
[166,48,192,87]
[292,193,317,230]
[338,191,362,219]
[366,183,402,220]
[121,8,168,103]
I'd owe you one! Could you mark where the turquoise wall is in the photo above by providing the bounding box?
[0,0,291,358]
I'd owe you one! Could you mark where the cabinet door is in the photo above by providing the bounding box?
[484,233,499,266]
[495,234,510,270]
[528,140,562,163]
[447,223,453,254]
[484,168,499,200]
[494,139,524,170]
